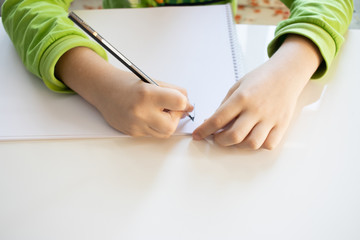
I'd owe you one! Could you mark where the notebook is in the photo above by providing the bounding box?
[0,4,243,140]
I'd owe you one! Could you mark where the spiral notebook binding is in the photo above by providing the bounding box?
[225,4,244,81]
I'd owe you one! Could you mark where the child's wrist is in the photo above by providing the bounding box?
[269,34,322,83]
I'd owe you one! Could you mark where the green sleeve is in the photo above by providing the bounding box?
[268,0,354,79]
[1,0,108,93]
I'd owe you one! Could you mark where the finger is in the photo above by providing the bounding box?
[125,122,172,138]
[147,124,175,138]
[138,85,192,136]
[241,122,274,150]
[212,111,257,146]
[262,124,287,150]
[152,86,191,111]
[120,121,148,137]
[157,81,188,97]
[156,81,194,113]
[146,110,182,138]
[193,94,243,140]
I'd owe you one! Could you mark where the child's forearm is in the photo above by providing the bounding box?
[264,34,323,99]
[55,47,124,108]
[272,34,322,83]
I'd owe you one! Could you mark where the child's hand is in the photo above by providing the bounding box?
[96,74,194,138]
[56,47,193,138]
[193,35,322,150]
[193,63,302,149]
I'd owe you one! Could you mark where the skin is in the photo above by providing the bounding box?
[193,34,322,150]
[55,34,321,150]
[55,46,193,138]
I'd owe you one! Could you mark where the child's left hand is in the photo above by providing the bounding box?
[193,34,323,150]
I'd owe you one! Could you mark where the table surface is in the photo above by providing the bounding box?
[1,20,360,239]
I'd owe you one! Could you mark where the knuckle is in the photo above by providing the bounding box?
[138,84,151,97]
[209,117,224,129]
[236,91,250,104]
[246,138,262,150]
[228,131,244,144]
[135,85,152,104]
[158,123,176,138]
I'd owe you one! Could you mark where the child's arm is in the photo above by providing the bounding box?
[55,47,193,137]
[193,0,354,149]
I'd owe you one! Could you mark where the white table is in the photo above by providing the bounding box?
[1,20,360,239]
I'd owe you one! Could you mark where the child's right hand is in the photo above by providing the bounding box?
[55,47,193,138]
[95,73,194,138]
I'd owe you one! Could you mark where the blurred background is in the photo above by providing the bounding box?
[68,0,360,28]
